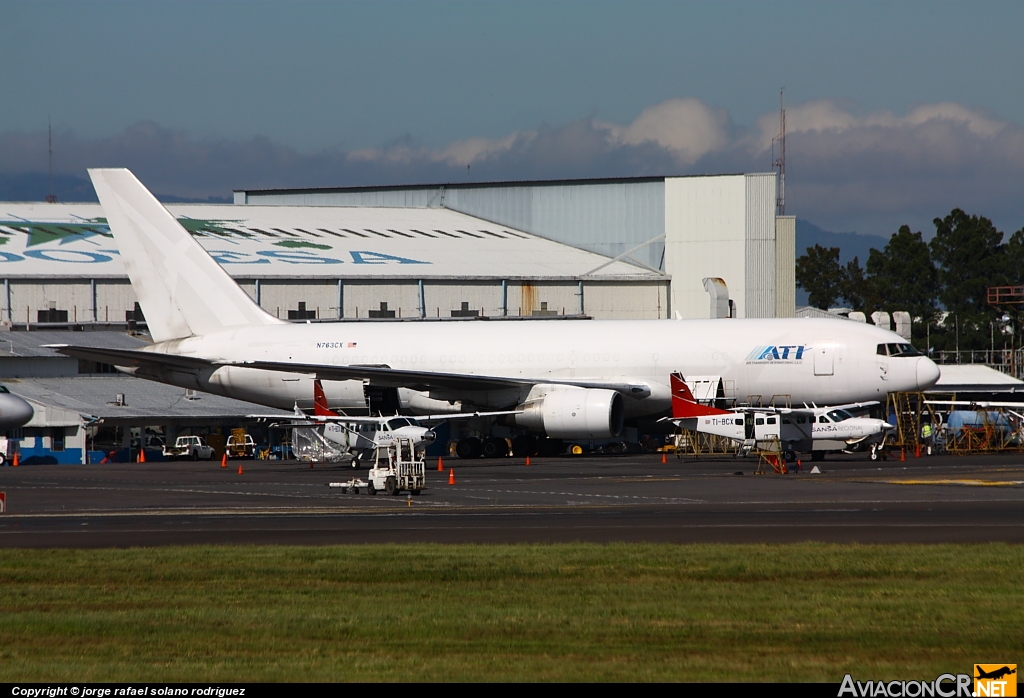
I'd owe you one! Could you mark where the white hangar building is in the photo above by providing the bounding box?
[0,173,793,328]
[236,173,796,321]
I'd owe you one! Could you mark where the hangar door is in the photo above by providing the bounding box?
[813,343,834,376]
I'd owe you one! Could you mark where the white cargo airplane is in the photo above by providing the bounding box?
[58,169,941,445]
[665,373,895,461]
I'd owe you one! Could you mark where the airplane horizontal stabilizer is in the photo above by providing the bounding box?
[57,345,216,372]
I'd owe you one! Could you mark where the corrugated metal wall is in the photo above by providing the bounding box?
[775,216,796,318]
[743,173,778,319]
[444,182,666,271]
[662,174,779,319]
[664,176,748,319]
[0,276,668,325]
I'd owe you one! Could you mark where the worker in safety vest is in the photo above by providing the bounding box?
[921,422,934,455]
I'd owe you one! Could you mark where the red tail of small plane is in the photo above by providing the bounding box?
[313,379,340,417]
[670,372,731,419]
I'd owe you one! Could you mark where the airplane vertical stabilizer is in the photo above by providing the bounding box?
[670,372,731,419]
[313,379,340,417]
[88,168,285,343]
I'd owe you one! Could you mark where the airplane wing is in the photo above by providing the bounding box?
[247,410,521,423]
[735,400,879,415]
[56,346,652,397]
[925,400,1024,409]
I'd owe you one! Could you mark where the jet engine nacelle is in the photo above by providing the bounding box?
[514,385,625,439]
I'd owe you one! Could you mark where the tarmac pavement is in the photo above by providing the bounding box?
[1,451,1022,546]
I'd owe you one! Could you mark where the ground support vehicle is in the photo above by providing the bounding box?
[329,438,425,495]
[163,435,215,461]
[227,429,257,458]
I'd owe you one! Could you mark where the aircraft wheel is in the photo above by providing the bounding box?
[385,476,398,496]
[870,449,879,462]
[539,438,565,457]
[456,437,482,459]
[482,437,509,458]
[511,436,536,457]
[0,453,6,466]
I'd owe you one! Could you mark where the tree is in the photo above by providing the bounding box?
[929,209,1007,351]
[796,244,845,310]
[839,256,871,312]
[994,226,1024,351]
[865,225,938,344]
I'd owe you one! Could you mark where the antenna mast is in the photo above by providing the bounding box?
[771,88,785,215]
[46,116,57,203]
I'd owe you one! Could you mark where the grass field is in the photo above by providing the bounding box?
[0,543,1021,682]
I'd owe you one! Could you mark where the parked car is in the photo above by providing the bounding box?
[163,435,215,461]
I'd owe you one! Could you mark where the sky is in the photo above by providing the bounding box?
[3,0,1023,239]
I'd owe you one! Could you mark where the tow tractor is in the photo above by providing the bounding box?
[328,438,426,496]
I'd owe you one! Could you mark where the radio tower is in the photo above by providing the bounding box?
[771,89,785,215]
[45,116,58,203]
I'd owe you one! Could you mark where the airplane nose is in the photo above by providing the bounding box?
[0,396,33,429]
[423,430,436,443]
[916,357,941,391]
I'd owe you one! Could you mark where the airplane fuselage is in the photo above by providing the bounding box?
[684,411,892,453]
[131,317,940,417]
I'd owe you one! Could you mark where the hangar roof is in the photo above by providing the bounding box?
[0,202,662,281]
[0,329,149,358]
[11,375,292,424]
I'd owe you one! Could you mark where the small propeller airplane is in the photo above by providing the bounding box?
[253,380,520,467]
[663,372,895,461]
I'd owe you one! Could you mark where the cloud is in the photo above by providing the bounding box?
[606,98,731,165]
[2,99,1023,236]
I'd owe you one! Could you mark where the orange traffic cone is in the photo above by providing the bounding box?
[900,448,906,462]
[238,463,244,475]
[448,468,455,485]
[915,444,921,458]
[525,455,531,466]
[661,453,667,464]
[12,451,18,467]
[138,448,146,464]
[221,453,227,468]
[437,456,444,472]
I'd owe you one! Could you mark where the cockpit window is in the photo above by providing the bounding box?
[877,343,923,357]
[387,418,412,430]
[827,409,855,422]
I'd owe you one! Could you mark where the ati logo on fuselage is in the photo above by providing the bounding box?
[746,345,808,364]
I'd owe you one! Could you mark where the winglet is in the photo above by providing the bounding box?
[313,379,339,417]
[670,372,731,418]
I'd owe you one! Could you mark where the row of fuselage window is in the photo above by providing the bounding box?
[731,411,854,427]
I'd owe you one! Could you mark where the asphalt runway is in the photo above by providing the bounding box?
[1,451,1023,546]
